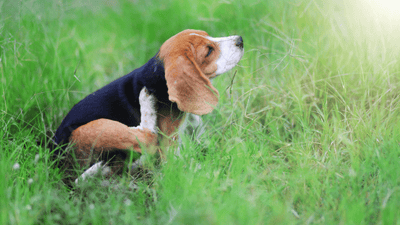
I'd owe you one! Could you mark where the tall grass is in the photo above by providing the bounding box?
[1,0,400,223]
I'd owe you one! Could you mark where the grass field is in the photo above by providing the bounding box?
[2,0,400,224]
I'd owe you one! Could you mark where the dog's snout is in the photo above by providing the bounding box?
[235,36,243,48]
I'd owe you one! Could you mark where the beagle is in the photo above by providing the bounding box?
[52,29,244,183]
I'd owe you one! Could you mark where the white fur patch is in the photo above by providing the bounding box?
[131,87,158,134]
[206,36,244,75]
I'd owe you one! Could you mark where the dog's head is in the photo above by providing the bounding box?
[158,29,244,115]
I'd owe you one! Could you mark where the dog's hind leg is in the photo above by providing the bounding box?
[69,87,158,184]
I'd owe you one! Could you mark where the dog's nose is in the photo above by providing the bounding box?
[235,36,243,48]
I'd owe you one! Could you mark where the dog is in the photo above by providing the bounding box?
[52,29,244,183]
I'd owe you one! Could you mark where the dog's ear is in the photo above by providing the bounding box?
[162,48,219,115]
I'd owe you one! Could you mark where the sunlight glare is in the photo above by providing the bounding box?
[364,0,400,20]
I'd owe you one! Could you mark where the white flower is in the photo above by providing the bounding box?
[34,154,40,164]
[13,163,20,170]
[124,199,132,206]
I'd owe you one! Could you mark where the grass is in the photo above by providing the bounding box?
[2,0,400,223]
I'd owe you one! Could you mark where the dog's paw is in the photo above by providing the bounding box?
[75,161,111,185]
[135,87,157,133]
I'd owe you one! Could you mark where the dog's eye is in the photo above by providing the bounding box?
[206,46,214,57]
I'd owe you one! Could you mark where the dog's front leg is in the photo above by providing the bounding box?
[131,87,158,134]
[128,87,158,170]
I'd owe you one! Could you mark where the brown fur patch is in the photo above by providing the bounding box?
[156,102,186,153]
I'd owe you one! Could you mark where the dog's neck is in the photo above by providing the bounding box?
[138,53,185,113]
[134,54,168,102]
[134,54,185,137]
